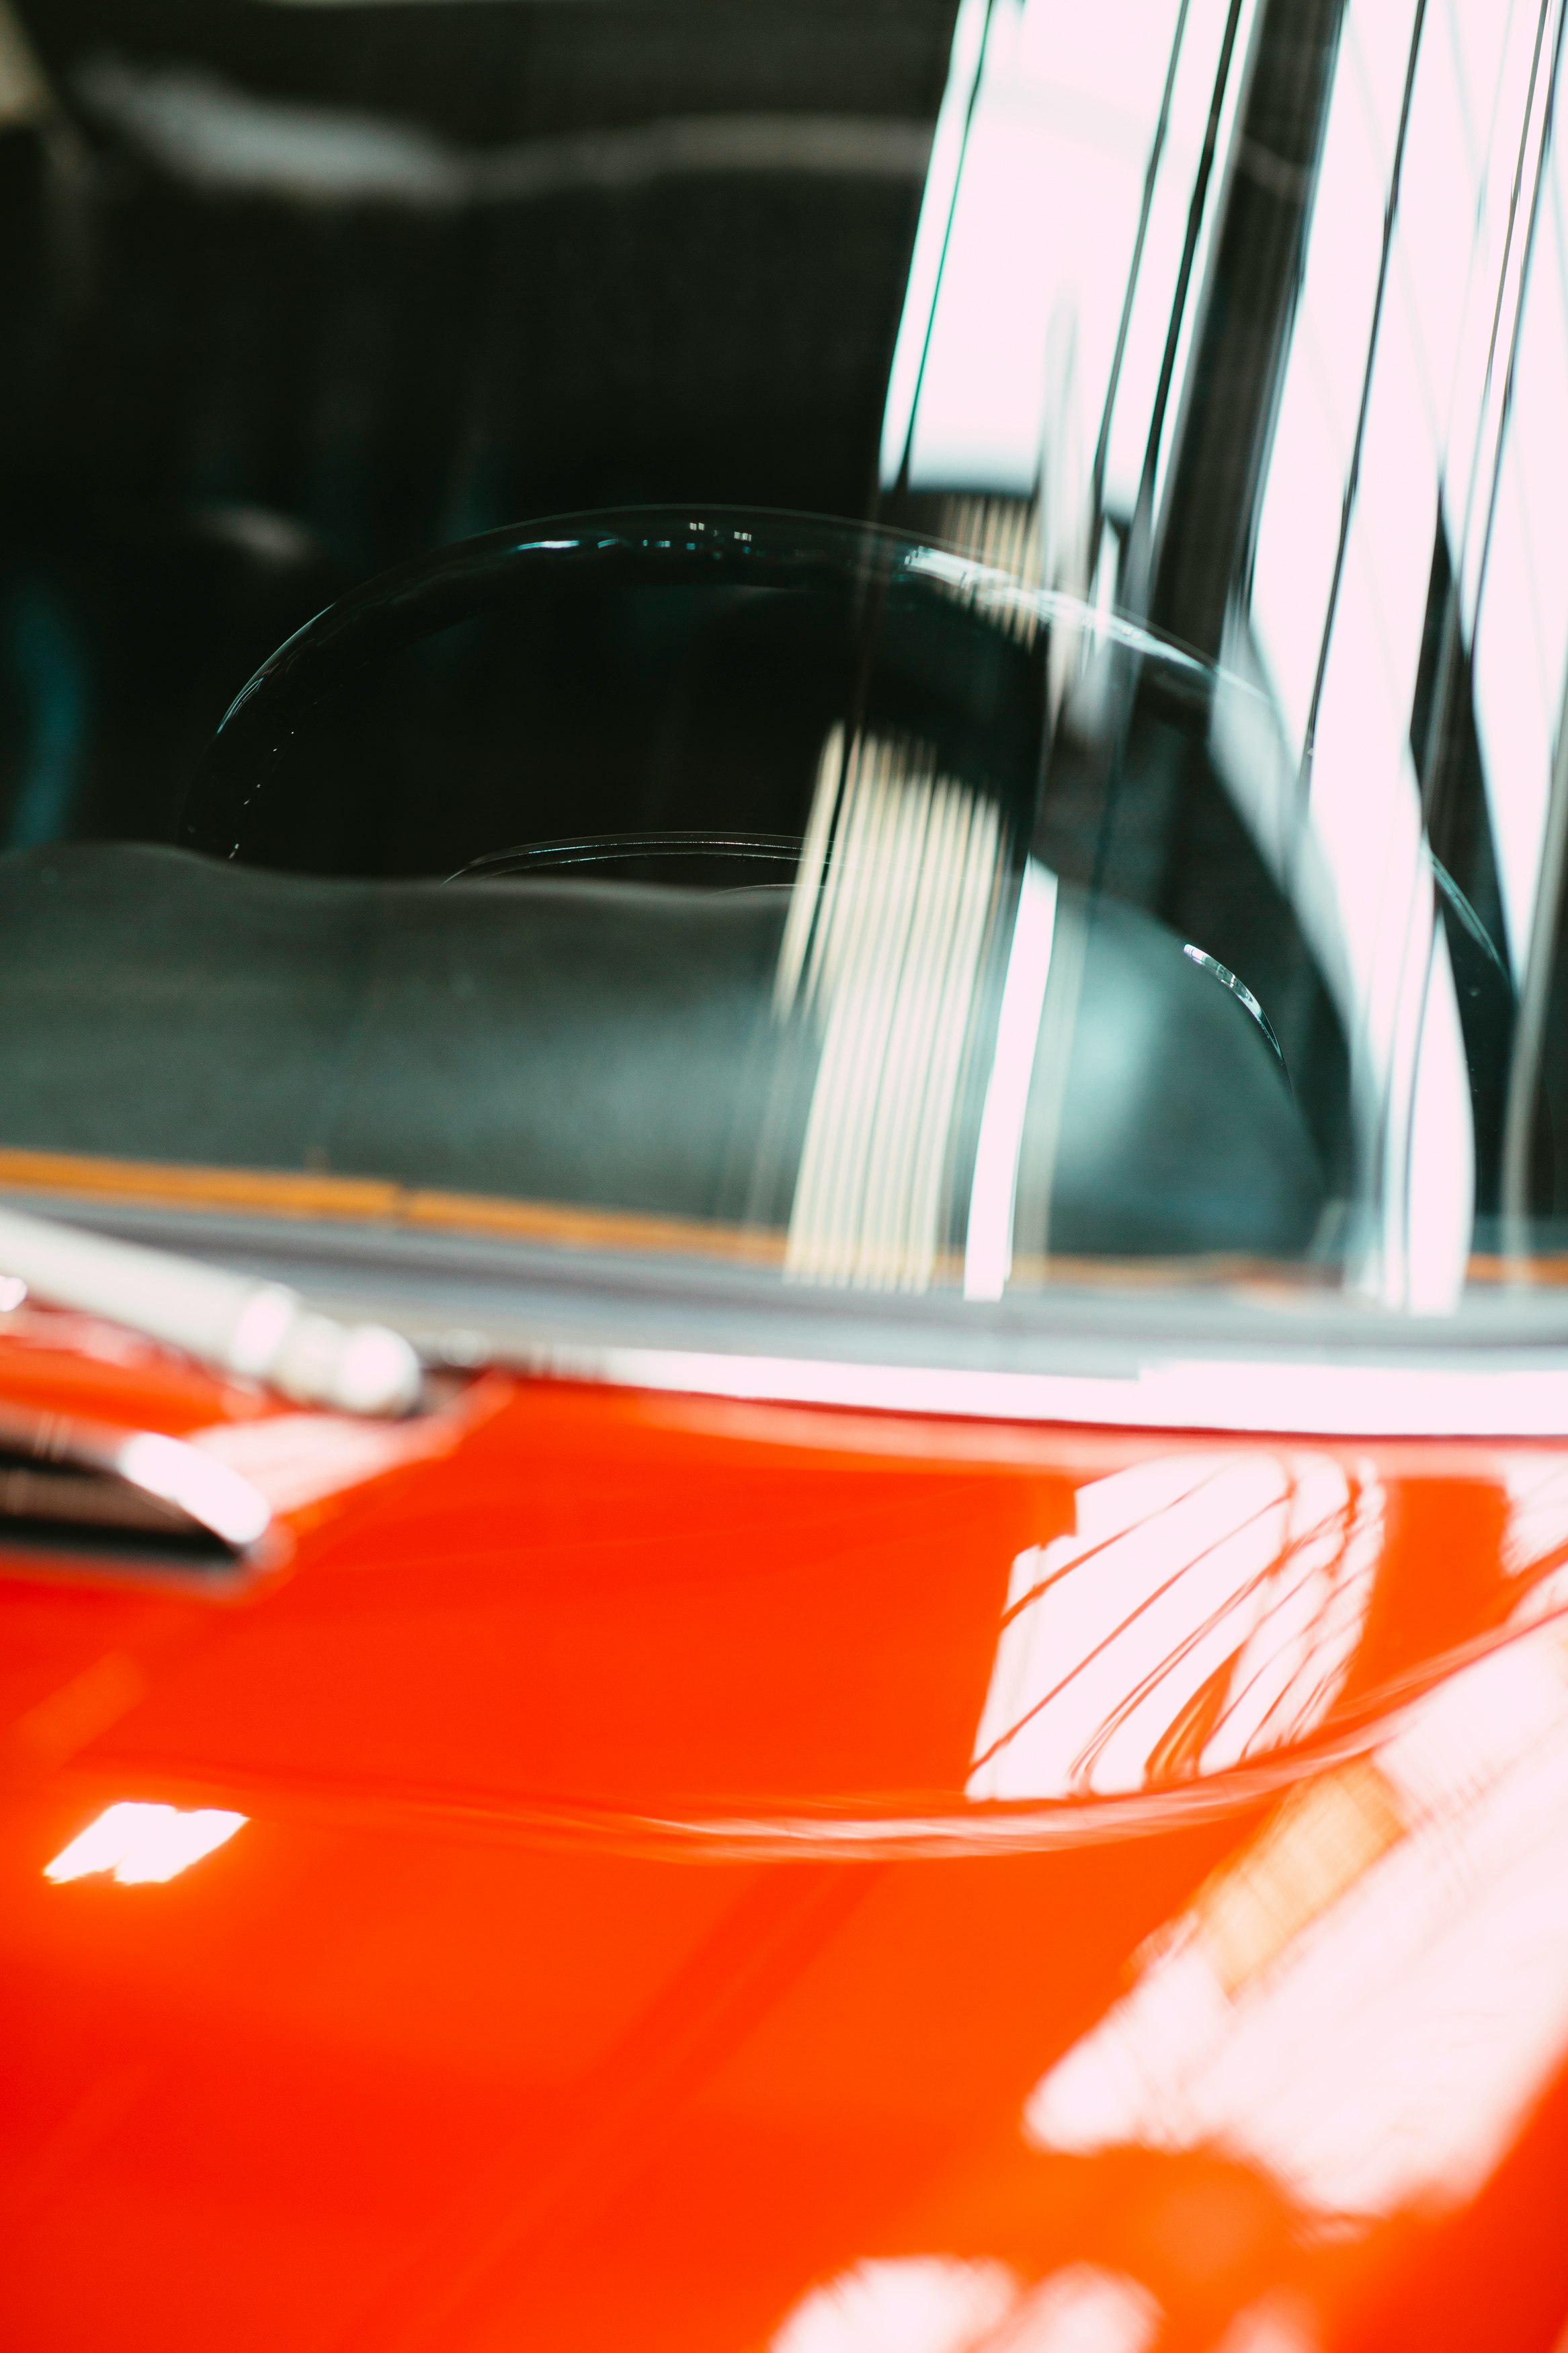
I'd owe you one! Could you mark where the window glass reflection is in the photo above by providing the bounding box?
[5,0,1568,1322]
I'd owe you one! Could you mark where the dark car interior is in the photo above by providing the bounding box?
[1,0,948,844]
[0,0,1339,1271]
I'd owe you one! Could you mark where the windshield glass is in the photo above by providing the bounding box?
[3,0,1566,1344]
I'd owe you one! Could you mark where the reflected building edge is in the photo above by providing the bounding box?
[864,0,1568,1311]
[954,1414,1568,1814]
[7,0,1568,1310]
[966,1451,1384,1800]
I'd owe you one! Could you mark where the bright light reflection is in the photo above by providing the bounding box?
[965,859,1059,1301]
[1140,0,1264,519]
[1471,102,1568,973]
[968,1453,1382,1800]
[1250,0,1413,761]
[770,2258,1159,2353]
[1024,1629,1568,2221]
[772,2258,1018,2353]
[996,2266,1160,2353]
[905,0,1172,495]
[878,0,991,485]
[45,1801,247,1885]
[1502,1453,1568,1580]
[1454,0,1557,634]
[1210,2296,1320,2353]
[116,1431,271,1549]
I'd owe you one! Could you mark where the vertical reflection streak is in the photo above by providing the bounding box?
[1218,0,1505,1304]
[909,797,1001,1277]
[862,785,966,1281]
[1250,0,1423,768]
[1403,920,1476,1310]
[1297,0,1428,775]
[1092,0,1193,516]
[1472,3,1568,976]
[879,0,996,489]
[782,735,1004,1289]
[900,0,1190,500]
[1456,0,1558,643]
[1145,0,1259,524]
[964,860,1059,1300]
[798,743,925,1281]
[774,723,843,1019]
[830,748,934,1273]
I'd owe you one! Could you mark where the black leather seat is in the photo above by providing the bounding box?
[0,840,1323,1257]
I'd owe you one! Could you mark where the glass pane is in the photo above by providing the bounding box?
[2,0,1567,1332]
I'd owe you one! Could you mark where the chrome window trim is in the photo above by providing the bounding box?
[521,1340,1568,1441]
[21,1192,1568,1441]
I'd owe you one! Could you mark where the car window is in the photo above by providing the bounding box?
[1,0,1565,1336]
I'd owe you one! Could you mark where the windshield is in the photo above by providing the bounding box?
[2,0,1566,1355]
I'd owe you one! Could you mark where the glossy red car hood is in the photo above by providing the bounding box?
[4,1313,1568,2352]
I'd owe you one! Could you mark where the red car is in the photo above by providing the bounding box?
[4,2,1568,2348]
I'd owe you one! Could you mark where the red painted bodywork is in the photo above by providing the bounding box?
[3,1310,1568,2352]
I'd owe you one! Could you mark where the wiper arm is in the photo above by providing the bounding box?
[0,1202,421,1417]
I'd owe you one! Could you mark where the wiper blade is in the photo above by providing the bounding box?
[0,1203,421,1417]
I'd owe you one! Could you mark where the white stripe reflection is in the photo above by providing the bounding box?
[1101,0,1260,518]
[878,0,994,487]
[964,860,1059,1300]
[1472,40,1568,973]
[936,494,1046,642]
[1142,0,1266,520]
[893,0,1190,499]
[780,726,1004,1291]
[1453,0,1559,641]
[1215,0,1498,1309]
[968,1454,1383,1800]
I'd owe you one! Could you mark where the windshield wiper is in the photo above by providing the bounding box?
[0,1202,421,1417]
